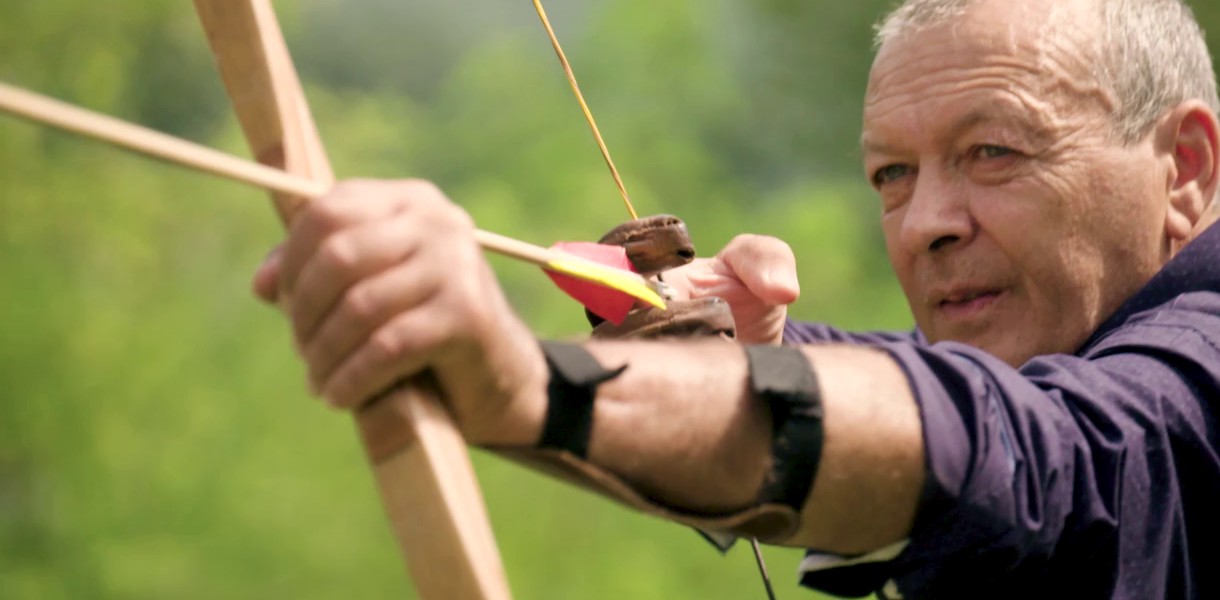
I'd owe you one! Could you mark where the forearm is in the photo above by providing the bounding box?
[795,344,923,554]
[493,339,925,554]
[585,339,772,513]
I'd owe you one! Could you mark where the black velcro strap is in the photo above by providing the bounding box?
[745,345,824,512]
[537,340,628,458]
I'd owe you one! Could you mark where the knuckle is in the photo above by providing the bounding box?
[398,179,472,229]
[446,292,489,339]
[318,234,360,274]
[341,283,381,323]
[303,197,350,234]
[367,327,405,369]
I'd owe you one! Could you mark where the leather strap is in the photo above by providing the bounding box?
[745,345,824,512]
[537,340,627,458]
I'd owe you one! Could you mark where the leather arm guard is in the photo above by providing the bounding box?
[493,341,824,544]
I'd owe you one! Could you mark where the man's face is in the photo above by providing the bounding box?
[862,0,1176,366]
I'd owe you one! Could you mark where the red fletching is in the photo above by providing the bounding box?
[544,242,638,325]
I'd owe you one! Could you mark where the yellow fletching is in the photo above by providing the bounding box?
[545,257,667,310]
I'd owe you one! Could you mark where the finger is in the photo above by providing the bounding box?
[301,258,444,392]
[280,179,442,298]
[290,216,424,342]
[320,306,458,409]
[251,246,284,304]
[716,234,800,305]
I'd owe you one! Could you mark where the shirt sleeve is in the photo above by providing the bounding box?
[798,304,1220,599]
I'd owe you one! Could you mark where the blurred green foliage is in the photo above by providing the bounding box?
[4,1,1218,599]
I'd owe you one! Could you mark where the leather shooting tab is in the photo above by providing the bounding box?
[586,213,737,339]
[597,214,696,277]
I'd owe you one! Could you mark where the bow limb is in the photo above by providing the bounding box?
[191,2,512,598]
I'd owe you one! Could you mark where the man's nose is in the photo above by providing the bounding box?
[899,172,975,254]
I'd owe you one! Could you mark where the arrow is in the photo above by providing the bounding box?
[0,79,665,323]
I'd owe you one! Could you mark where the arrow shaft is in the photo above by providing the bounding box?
[0,80,323,199]
[0,79,662,304]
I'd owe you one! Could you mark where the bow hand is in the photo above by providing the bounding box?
[253,178,548,447]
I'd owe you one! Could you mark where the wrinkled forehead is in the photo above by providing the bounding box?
[864,0,1108,121]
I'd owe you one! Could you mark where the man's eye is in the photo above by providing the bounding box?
[872,164,912,186]
[974,145,1014,159]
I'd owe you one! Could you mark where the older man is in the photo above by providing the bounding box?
[253,0,1220,597]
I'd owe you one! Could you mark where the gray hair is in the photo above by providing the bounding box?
[874,0,1220,144]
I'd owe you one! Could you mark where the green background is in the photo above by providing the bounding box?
[2,1,1218,598]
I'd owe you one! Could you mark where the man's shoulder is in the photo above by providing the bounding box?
[1082,290,1220,382]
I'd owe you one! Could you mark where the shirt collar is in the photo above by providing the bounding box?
[1082,221,1220,351]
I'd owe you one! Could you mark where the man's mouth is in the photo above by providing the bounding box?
[937,289,1004,319]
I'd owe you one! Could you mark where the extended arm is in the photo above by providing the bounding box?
[252,179,925,555]
[568,340,924,554]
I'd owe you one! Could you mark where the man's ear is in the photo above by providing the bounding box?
[1157,100,1220,241]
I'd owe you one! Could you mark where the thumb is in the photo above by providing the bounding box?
[716,234,800,305]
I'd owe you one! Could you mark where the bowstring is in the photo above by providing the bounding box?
[530,0,639,221]
[528,3,779,598]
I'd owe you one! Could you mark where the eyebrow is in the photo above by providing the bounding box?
[860,106,1038,154]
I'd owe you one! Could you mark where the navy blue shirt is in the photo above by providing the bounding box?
[783,223,1220,599]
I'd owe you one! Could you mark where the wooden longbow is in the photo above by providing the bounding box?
[191,1,512,598]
